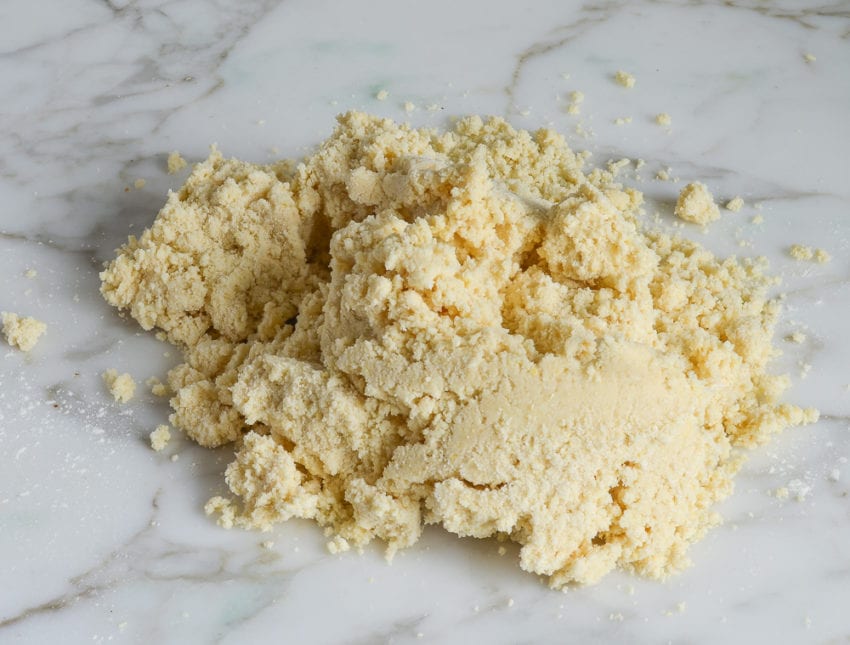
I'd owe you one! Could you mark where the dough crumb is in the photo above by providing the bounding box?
[725,197,744,212]
[1,312,46,352]
[102,112,818,589]
[675,182,720,225]
[24,268,37,279]
[656,168,671,181]
[615,70,635,88]
[788,244,814,261]
[376,89,389,101]
[403,101,415,113]
[814,248,831,264]
[614,117,632,126]
[103,369,136,403]
[786,332,806,344]
[167,151,188,174]
[655,113,672,126]
[150,424,171,451]
[752,214,764,224]
[146,376,169,397]
[134,178,146,189]
[803,52,816,63]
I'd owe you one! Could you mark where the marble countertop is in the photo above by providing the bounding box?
[2,1,849,643]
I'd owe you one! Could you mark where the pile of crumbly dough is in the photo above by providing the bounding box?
[101,112,816,587]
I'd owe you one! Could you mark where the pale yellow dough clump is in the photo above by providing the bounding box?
[675,182,720,225]
[103,369,136,403]
[100,112,816,587]
[1,312,46,352]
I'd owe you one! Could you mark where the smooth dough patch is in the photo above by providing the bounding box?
[101,112,816,587]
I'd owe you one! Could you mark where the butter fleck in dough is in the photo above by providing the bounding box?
[103,369,136,403]
[675,182,720,225]
[1,312,46,352]
[101,112,816,587]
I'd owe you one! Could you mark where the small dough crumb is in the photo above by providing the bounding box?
[403,101,415,113]
[1,312,46,352]
[376,89,389,101]
[134,178,146,189]
[675,182,720,225]
[786,332,806,344]
[814,249,831,264]
[24,268,37,279]
[150,425,171,451]
[167,151,188,174]
[615,70,635,88]
[725,197,744,212]
[655,113,672,127]
[103,369,136,403]
[752,214,764,224]
[803,52,816,63]
[614,117,632,126]
[788,244,813,261]
[146,376,169,397]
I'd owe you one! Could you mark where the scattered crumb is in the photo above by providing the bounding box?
[567,90,584,115]
[655,113,672,127]
[607,158,630,176]
[814,249,831,264]
[134,178,146,190]
[635,159,645,170]
[103,369,136,403]
[774,487,789,500]
[146,376,169,397]
[261,540,275,549]
[615,70,635,88]
[677,601,687,614]
[170,454,179,462]
[426,103,440,112]
[167,151,188,174]
[403,101,415,113]
[24,268,37,279]
[656,168,671,181]
[789,244,814,261]
[150,424,171,451]
[803,52,816,63]
[376,89,389,101]
[725,197,744,212]
[498,545,507,556]
[1,312,47,352]
[752,214,764,224]
[519,108,531,117]
[675,182,720,225]
[786,332,806,344]
[507,598,515,608]
[614,117,632,126]
[799,361,812,379]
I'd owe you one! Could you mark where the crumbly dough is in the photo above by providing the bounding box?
[675,182,720,225]
[103,369,136,403]
[101,112,816,587]
[167,151,188,174]
[150,424,171,451]
[1,312,46,352]
[655,113,671,127]
[146,376,169,397]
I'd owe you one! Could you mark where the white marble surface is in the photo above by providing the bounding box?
[1,1,849,643]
